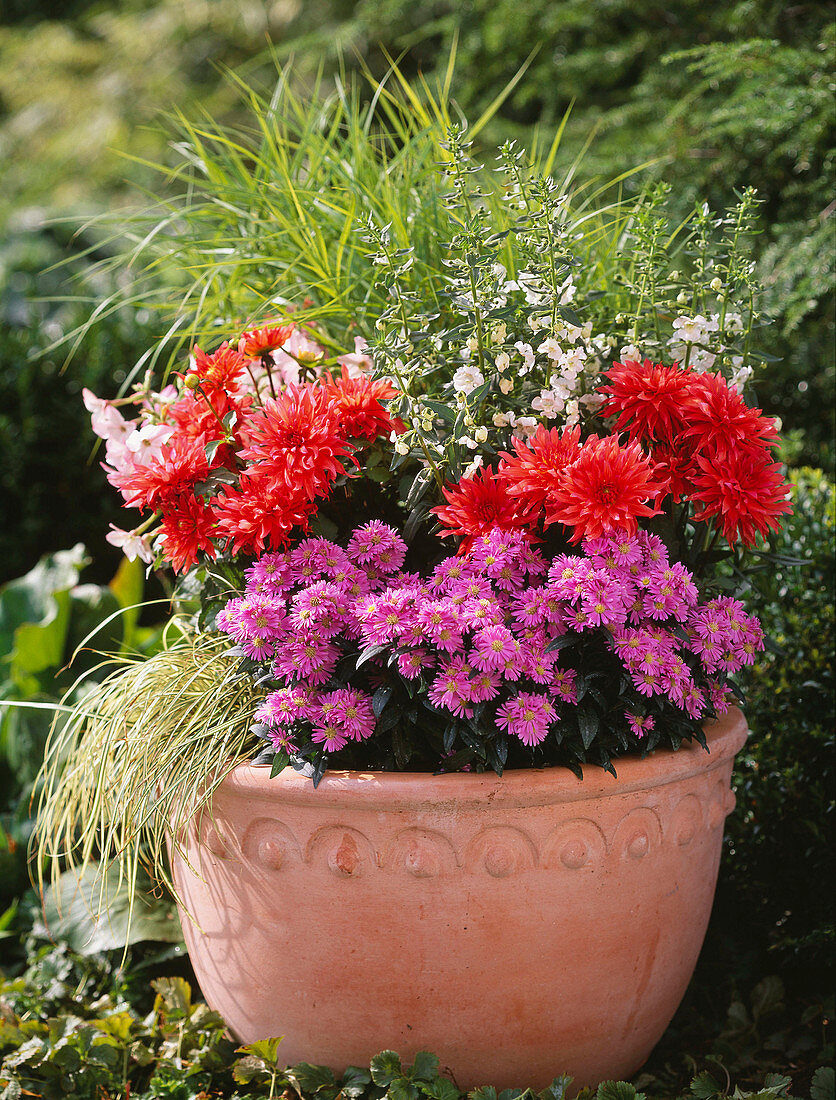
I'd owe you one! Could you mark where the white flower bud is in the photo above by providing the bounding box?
[474,426,488,443]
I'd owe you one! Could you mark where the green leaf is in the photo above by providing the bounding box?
[811,1067,835,1100]
[233,1054,273,1085]
[270,753,289,778]
[595,1084,644,1100]
[577,704,599,749]
[409,1051,440,1080]
[90,1012,136,1043]
[370,1050,403,1086]
[421,400,457,424]
[389,1081,420,1100]
[238,1037,284,1065]
[372,684,393,718]
[152,977,193,1019]
[0,544,87,659]
[690,1072,723,1100]
[341,1065,373,1096]
[541,1077,574,1100]
[204,438,223,463]
[424,1079,461,1100]
[287,1062,337,1091]
[33,864,182,954]
[356,644,387,669]
[107,555,145,648]
[750,975,784,1020]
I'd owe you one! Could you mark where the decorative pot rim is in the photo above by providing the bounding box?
[218,705,748,812]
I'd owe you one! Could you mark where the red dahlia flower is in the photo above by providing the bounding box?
[547,435,667,543]
[647,438,697,504]
[683,371,779,458]
[432,467,534,552]
[166,389,249,462]
[185,343,248,396]
[322,367,405,441]
[110,436,211,511]
[213,475,316,557]
[238,384,354,499]
[690,443,792,546]
[237,322,295,359]
[158,493,218,573]
[497,425,582,516]
[599,359,695,442]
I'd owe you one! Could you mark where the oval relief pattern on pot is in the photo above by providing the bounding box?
[241,817,301,871]
[213,788,733,876]
[306,825,376,877]
[669,793,704,847]
[382,828,458,878]
[464,825,538,877]
[542,818,608,871]
[707,777,737,830]
[612,806,664,862]
[194,815,236,861]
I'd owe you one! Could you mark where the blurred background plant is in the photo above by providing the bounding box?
[0,0,832,1092]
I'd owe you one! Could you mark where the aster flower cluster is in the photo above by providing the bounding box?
[217,522,762,778]
[83,322,403,573]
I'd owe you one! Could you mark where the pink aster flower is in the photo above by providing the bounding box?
[290,537,340,584]
[397,647,435,680]
[272,637,341,685]
[430,556,474,592]
[428,657,475,717]
[519,644,558,685]
[417,600,464,652]
[552,667,577,704]
[681,683,706,720]
[626,712,655,738]
[468,669,502,703]
[470,625,517,671]
[495,692,556,747]
[511,589,548,628]
[255,686,311,727]
[632,668,662,697]
[347,521,407,572]
[290,581,345,636]
[309,720,348,752]
[323,688,376,741]
[241,632,277,662]
[267,727,299,754]
[580,575,630,628]
[462,596,507,630]
[239,593,287,637]
[708,680,734,714]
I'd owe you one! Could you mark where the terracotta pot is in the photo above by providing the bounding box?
[170,706,747,1089]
